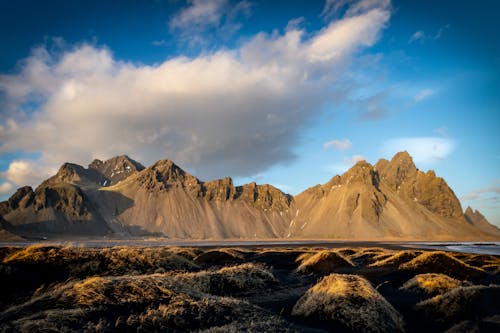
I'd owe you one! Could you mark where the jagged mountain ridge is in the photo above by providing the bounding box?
[0,152,498,240]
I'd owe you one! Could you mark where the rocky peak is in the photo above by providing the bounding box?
[378,151,418,189]
[236,182,292,211]
[464,206,486,225]
[150,159,196,183]
[464,206,500,235]
[0,186,34,215]
[136,159,200,193]
[465,206,474,216]
[203,177,235,200]
[89,155,145,186]
[41,162,105,188]
[341,161,380,189]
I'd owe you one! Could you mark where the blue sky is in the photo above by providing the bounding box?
[0,0,499,226]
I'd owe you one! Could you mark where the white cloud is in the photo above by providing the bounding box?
[321,0,391,19]
[0,182,13,196]
[168,0,252,48]
[169,0,228,30]
[409,24,450,44]
[462,186,500,201]
[345,154,366,164]
[1,160,55,187]
[382,137,455,164]
[413,88,434,102]
[409,30,425,44]
[324,139,352,151]
[0,1,391,187]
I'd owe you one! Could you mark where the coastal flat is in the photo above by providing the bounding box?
[1,244,499,332]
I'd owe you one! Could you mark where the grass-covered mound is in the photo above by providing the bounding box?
[399,251,486,280]
[292,273,404,333]
[0,269,288,333]
[194,248,245,265]
[415,285,500,332]
[171,263,277,295]
[369,250,422,268]
[349,247,392,265]
[296,250,355,274]
[400,273,471,297]
[444,315,500,333]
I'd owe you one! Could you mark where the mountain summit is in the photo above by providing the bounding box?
[0,152,498,240]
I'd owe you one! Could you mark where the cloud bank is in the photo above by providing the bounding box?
[0,0,391,193]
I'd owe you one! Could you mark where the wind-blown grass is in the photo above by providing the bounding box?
[292,273,404,333]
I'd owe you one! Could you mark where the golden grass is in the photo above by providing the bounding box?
[100,246,199,274]
[296,250,355,274]
[415,285,500,328]
[399,251,486,280]
[171,263,276,295]
[369,250,422,267]
[194,248,244,264]
[458,254,500,272]
[3,245,199,276]
[292,273,404,333]
[2,268,284,333]
[350,247,393,264]
[400,273,471,296]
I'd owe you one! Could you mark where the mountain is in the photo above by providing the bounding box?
[0,152,498,241]
[464,206,500,236]
[291,152,490,239]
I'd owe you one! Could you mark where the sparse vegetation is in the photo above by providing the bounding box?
[400,273,471,296]
[296,250,355,274]
[292,273,404,332]
[415,285,500,331]
[0,245,499,332]
[399,251,486,280]
[370,250,421,267]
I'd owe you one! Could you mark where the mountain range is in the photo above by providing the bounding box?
[1,152,499,241]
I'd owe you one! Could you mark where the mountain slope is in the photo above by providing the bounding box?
[0,152,498,240]
[92,159,292,238]
[291,152,496,240]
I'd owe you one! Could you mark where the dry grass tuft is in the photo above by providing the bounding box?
[292,273,404,333]
[369,250,422,268]
[335,248,358,256]
[100,246,198,274]
[415,285,500,330]
[194,248,244,265]
[400,273,471,296]
[172,263,276,295]
[399,251,486,280]
[296,250,355,274]
[1,270,282,332]
[66,274,175,306]
[350,247,393,265]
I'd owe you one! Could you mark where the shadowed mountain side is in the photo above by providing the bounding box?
[41,155,144,190]
[0,184,112,237]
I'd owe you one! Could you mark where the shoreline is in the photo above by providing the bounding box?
[1,238,499,255]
